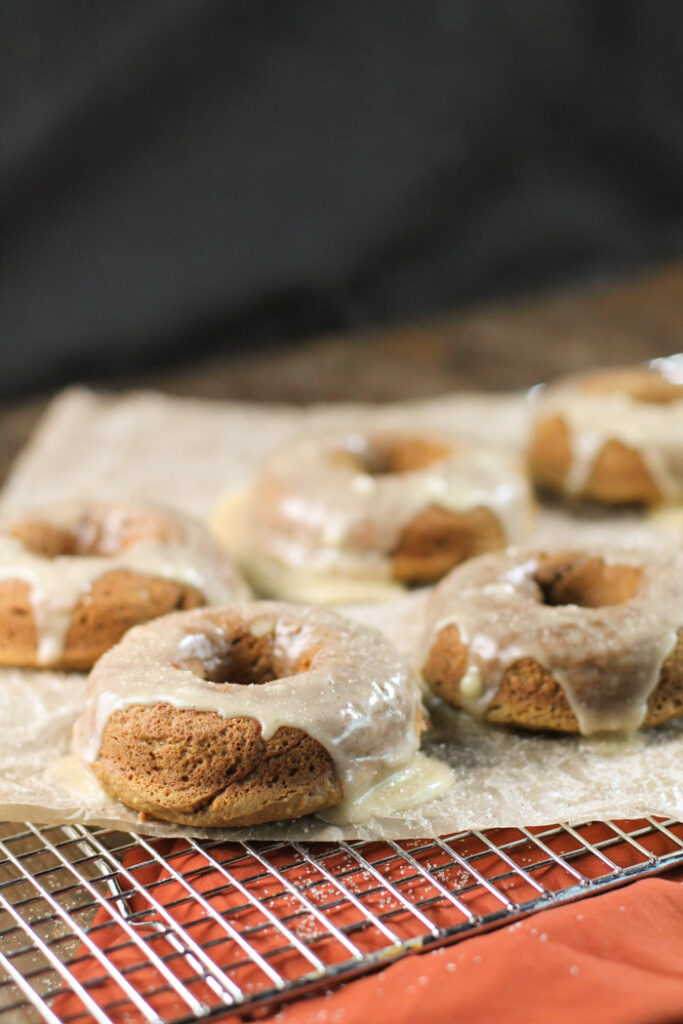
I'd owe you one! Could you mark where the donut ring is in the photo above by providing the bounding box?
[528,359,683,505]
[220,429,533,603]
[0,502,249,670]
[73,603,423,827]
[421,546,683,734]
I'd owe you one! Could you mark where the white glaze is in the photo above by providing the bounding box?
[242,551,407,605]
[534,374,683,500]
[237,429,533,597]
[423,546,683,734]
[459,665,484,704]
[318,752,454,824]
[0,502,249,666]
[48,754,112,804]
[73,602,425,803]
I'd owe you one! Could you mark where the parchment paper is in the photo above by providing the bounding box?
[0,386,681,840]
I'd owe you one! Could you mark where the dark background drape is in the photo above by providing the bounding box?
[1,1,681,396]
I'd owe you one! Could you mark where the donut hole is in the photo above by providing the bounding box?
[332,434,451,476]
[533,553,642,608]
[579,368,681,405]
[10,509,175,559]
[174,625,317,686]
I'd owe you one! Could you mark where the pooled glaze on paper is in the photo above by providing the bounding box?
[319,751,454,824]
[211,488,407,604]
[240,430,533,590]
[73,603,425,802]
[0,503,249,665]
[423,546,683,734]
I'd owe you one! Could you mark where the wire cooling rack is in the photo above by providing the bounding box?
[0,816,682,1023]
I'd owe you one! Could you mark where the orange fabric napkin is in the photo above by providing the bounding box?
[270,873,683,1024]
[51,836,683,1024]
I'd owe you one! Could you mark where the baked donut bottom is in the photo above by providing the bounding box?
[424,621,683,733]
[0,571,203,672]
[422,549,683,734]
[0,503,247,670]
[93,707,341,828]
[529,415,663,505]
[390,504,505,585]
[528,363,683,506]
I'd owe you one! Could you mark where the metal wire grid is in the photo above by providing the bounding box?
[0,817,682,1024]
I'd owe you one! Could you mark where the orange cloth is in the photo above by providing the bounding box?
[51,838,683,1024]
[271,875,683,1024]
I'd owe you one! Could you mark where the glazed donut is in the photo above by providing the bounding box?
[73,603,425,827]
[216,429,533,603]
[421,546,683,734]
[0,502,249,670]
[528,358,683,505]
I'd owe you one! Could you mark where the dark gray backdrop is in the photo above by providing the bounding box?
[1,1,682,395]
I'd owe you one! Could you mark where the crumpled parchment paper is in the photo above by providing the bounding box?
[0,386,680,840]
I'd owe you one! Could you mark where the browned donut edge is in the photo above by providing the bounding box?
[528,415,663,505]
[0,570,205,671]
[423,622,683,732]
[391,504,506,586]
[91,705,342,827]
